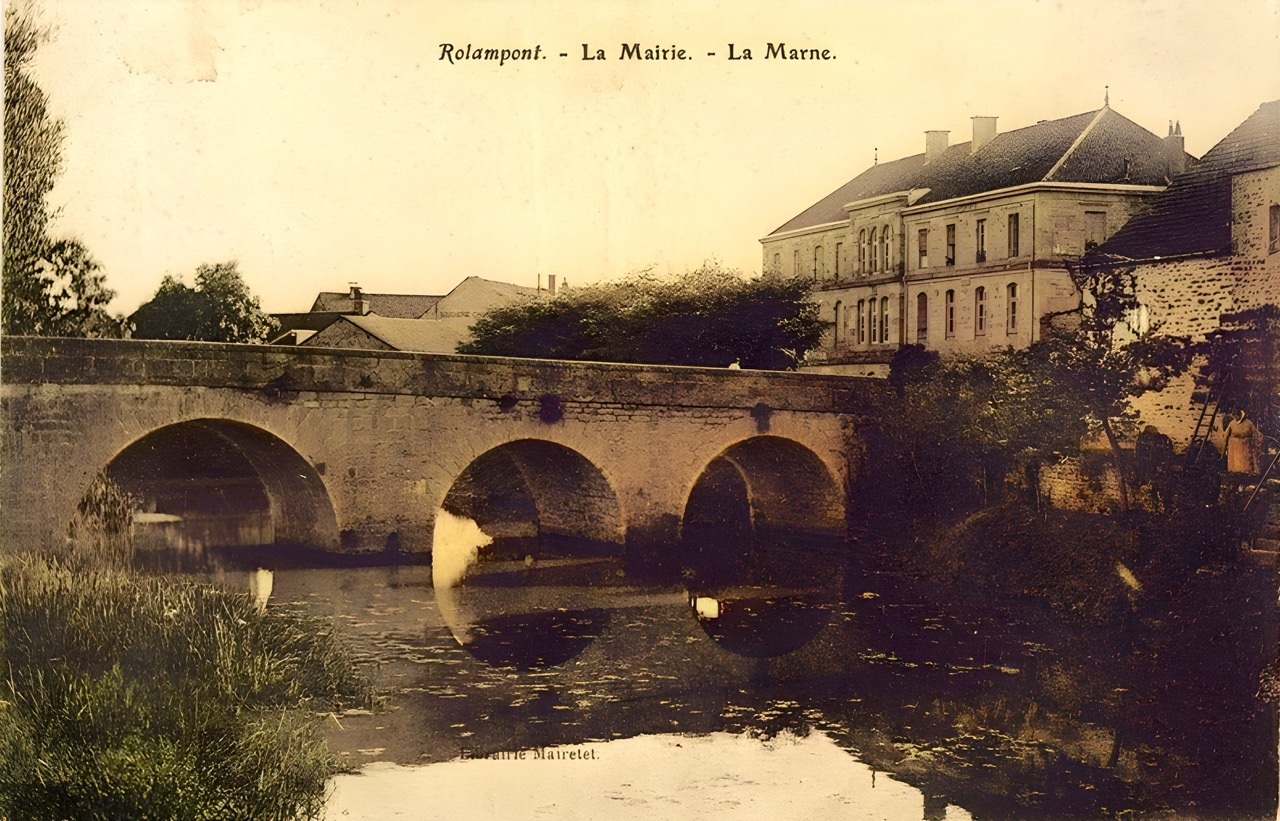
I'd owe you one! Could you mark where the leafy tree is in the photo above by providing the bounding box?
[131,262,278,343]
[460,264,827,369]
[3,5,126,337]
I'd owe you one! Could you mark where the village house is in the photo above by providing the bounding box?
[762,103,1191,376]
[1082,100,1280,445]
[271,276,544,354]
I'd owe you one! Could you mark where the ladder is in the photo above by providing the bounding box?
[1186,366,1231,467]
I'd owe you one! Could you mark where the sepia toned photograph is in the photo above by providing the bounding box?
[3,1,1280,818]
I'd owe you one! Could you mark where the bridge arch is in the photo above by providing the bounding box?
[680,435,845,658]
[103,418,338,552]
[681,435,845,548]
[432,438,625,668]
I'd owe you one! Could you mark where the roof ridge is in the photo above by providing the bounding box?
[1041,107,1108,182]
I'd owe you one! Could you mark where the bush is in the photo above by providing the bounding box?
[0,556,368,820]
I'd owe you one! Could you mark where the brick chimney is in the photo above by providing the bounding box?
[971,116,998,153]
[925,130,949,161]
[1163,120,1186,177]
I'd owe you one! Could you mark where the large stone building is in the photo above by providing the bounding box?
[762,104,1191,375]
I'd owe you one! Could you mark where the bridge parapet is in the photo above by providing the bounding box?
[2,337,887,415]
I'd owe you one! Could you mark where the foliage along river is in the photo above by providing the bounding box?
[195,521,1278,821]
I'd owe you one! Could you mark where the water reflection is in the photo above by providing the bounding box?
[432,508,620,669]
[185,542,1276,820]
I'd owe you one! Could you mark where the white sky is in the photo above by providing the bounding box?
[25,0,1280,315]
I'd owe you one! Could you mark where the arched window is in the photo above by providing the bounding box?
[833,300,842,346]
[881,225,891,273]
[869,228,879,273]
[945,289,956,338]
[1006,283,1018,333]
[880,296,891,343]
[974,286,987,336]
[858,230,866,274]
[868,296,878,343]
[857,299,866,344]
[916,292,928,343]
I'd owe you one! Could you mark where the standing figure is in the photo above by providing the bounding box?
[1224,409,1261,475]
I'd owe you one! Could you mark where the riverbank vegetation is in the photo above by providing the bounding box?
[0,477,368,820]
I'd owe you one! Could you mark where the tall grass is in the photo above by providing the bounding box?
[0,477,368,820]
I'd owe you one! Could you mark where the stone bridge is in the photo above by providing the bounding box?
[2,338,886,574]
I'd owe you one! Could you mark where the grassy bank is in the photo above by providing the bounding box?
[0,555,369,820]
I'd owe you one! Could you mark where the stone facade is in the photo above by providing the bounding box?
[763,106,1183,374]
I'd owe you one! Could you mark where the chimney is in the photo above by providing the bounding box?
[348,284,369,315]
[971,116,998,153]
[925,130,950,161]
[547,274,557,296]
[1163,120,1186,177]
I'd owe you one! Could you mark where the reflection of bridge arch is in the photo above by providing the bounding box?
[681,435,845,548]
[433,439,625,669]
[104,419,338,550]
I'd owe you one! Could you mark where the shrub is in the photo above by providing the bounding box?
[0,556,368,820]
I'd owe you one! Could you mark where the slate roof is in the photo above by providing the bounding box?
[770,107,1183,236]
[302,314,476,354]
[1089,100,1280,262]
[428,276,540,317]
[309,291,443,318]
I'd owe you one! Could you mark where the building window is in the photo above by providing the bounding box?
[917,228,928,268]
[793,249,800,276]
[1085,210,1107,250]
[868,297,878,343]
[975,219,986,263]
[945,224,956,266]
[1270,204,1279,254]
[772,253,780,273]
[1007,282,1018,333]
[1008,213,1020,257]
[834,242,843,279]
[916,292,928,343]
[813,246,822,280]
[974,286,987,336]
[945,289,955,337]
[858,230,867,274]
[881,225,891,273]
[869,228,879,273]
[880,296,890,343]
[833,300,842,346]
[857,299,866,344]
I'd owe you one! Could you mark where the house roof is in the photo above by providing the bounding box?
[271,312,348,334]
[429,276,541,316]
[769,107,1186,236]
[308,291,443,318]
[302,314,476,354]
[1089,100,1280,262]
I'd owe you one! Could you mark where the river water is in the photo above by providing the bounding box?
[199,533,1278,821]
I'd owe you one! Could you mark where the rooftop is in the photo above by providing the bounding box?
[769,106,1187,236]
[1089,100,1280,262]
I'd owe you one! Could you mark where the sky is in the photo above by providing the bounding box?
[23,0,1280,315]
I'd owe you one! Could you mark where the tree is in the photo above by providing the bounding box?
[3,4,126,337]
[131,262,278,343]
[459,264,827,369]
[1010,264,1191,510]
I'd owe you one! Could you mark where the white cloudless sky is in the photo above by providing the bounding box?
[25,0,1280,314]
